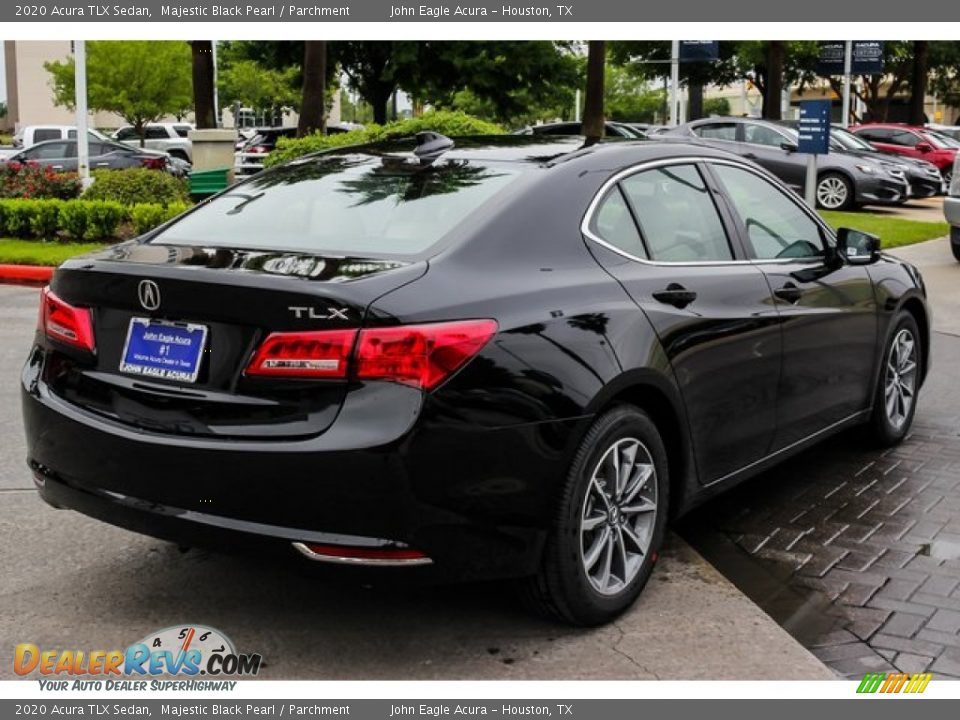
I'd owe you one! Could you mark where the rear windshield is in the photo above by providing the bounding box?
[152,155,523,257]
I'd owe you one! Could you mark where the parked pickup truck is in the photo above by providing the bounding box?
[113,123,193,162]
[948,155,960,261]
[13,125,110,148]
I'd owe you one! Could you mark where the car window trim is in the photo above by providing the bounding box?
[700,159,836,263]
[581,156,811,267]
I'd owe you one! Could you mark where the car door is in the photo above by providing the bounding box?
[584,160,782,484]
[707,161,878,450]
[740,123,805,190]
[20,141,74,170]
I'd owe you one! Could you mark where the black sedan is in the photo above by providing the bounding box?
[22,133,929,625]
[661,117,909,209]
[2,138,172,172]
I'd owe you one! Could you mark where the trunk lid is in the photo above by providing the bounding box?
[45,242,426,440]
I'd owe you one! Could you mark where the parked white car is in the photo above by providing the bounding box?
[13,125,111,148]
[113,123,194,162]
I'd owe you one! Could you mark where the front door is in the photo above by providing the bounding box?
[707,161,878,450]
[585,161,782,483]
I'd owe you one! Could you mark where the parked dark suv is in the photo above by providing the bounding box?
[662,117,909,209]
[22,134,929,625]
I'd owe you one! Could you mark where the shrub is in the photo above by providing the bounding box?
[2,199,37,237]
[0,162,81,200]
[130,202,189,235]
[58,202,90,241]
[266,111,505,167]
[82,169,190,206]
[30,200,63,239]
[84,201,128,239]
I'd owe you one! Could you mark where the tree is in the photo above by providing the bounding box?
[218,60,299,122]
[909,41,929,125]
[298,41,327,137]
[582,41,606,141]
[703,97,731,117]
[45,41,192,145]
[190,41,216,129]
[605,63,664,123]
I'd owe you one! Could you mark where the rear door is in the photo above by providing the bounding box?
[707,161,878,449]
[585,160,782,483]
[740,122,805,190]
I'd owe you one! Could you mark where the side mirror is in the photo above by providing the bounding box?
[916,142,934,153]
[780,141,798,153]
[837,227,881,265]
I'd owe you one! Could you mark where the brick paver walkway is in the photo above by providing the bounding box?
[682,333,960,678]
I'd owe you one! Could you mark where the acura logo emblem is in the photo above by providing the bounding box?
[138,280,161,311]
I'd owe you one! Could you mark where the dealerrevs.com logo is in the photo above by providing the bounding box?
[14,625,262,690]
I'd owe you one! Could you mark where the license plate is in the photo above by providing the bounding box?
[120,318,208,384]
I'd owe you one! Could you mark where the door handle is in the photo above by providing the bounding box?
[774,282,804,304]
[653,283,697,309]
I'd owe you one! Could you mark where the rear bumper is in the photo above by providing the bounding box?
[21,362,579,580]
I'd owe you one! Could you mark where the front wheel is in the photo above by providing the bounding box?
[867,312,921,446]
[521,406,669,626]
[816,173,854,210]
[951,227,960,263]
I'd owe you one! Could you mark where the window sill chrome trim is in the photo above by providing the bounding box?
[581,155,838,268]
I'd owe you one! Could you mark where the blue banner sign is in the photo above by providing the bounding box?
[679,41,720,62]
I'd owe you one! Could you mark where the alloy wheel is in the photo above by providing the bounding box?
[817,176,849,209]
[884,328,918,430]
[580,437,658,596]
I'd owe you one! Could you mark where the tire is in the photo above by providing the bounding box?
[867,312,921,447]
[521,405,669,626]
[816,173,854,210]
[951,227,960,263]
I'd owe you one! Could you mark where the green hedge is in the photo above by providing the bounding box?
[81,168,190,206]
[0,198,190,241]
[265,111,505,167]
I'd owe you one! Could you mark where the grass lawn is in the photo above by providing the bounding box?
[818,211,949,249]
[0,239,107,267]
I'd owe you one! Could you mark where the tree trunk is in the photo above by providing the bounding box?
[763,41,785,120]
[370,83,393,125]
[190,41,217,129]
[688,80,704,121]
[582,41,606,142]
[298,41,327,137]
[909,41,929,125]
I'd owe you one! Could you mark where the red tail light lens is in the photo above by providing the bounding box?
[140,157,166,170]
[355,319,497,390]
[244,329,357,378]
[39,287,95,352]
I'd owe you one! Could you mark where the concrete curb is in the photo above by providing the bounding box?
[0,264,53,286]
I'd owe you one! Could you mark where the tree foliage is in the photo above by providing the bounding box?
[44,41,192,142]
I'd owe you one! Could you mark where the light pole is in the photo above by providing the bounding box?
[74,40,92,189]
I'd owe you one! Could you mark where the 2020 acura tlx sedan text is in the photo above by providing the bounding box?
[22,132,930,625]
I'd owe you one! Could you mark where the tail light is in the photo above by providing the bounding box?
[355,319,497,390]
[247,145,269,154]
[39,287,95,352]
[244,329,357,378]
[140,157,166,170]
[244,320,497,390]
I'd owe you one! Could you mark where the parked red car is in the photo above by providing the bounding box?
[851,124,956,185]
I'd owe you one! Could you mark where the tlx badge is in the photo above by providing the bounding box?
[288,306,350,320]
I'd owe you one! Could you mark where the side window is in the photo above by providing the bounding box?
[712,164,825,260]
[856,128,892,143]
[743,124,787,148]
[27,142,69,160]
[115,127,138,141]
[620,164,733,262]
[889,131,920,148]
[145,126,169,140]
[34,129,61,143]
[173,125,192,138]
[694,123,738,141]
[589,187,646,259]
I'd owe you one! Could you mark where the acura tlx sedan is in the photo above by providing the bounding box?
[22,132,930,625]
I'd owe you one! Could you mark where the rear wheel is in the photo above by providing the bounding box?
[522,406,668,626]
[816,173,854,210]
[951,227,960,263]
[867,312,921,446]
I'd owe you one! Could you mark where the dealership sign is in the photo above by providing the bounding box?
[798,100,832,155]
[679,41,720,62]
[817,41,885,75]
